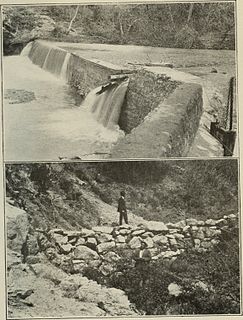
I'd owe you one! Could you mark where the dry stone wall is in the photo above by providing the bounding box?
[36,213,237,277]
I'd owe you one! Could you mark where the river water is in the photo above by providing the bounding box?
[4,56,124,161]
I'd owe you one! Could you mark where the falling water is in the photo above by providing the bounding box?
[82,79,129,129]
[27,40,71,79]
[60,52,71,80]
[20,41,33,56]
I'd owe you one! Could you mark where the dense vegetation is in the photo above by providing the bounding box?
[6,160,238,228]
[69,160,238,222]
[3,3,235,54]
[6,161,239,314]
[83,223,240,314]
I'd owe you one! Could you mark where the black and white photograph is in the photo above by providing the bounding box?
[5,160,240,317]
[1,1,241,320]
[2,2,237,161]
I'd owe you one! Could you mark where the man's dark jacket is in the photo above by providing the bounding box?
[117,197,127,213]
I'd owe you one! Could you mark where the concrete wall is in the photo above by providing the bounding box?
[66,53,131,96]
[110,83,203,158]
[118,69,180,133]
[28,41,204,158]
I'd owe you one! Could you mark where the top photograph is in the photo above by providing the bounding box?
[2,2,237,161]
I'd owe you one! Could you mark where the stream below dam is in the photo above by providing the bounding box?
[4,55,124,161]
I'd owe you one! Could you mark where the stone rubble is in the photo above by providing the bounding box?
[33,212,239,277]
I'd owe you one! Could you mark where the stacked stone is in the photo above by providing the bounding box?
[36,213,237,276]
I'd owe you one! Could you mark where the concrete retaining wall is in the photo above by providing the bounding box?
[110,83,203,158]
[66,53,131,96]
[118,69,180,133]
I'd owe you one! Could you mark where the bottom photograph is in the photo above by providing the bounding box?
[5,160,240,318]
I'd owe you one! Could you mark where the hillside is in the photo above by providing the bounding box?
[6,160,240,316]
[6,160,238,230]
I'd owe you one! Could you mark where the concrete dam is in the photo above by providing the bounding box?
[5,40,217,160]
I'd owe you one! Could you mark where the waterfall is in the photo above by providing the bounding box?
[21,40,129,130]
[20,41,33,56]
[60,52,71,80]
[22,40,71,80]
[81,79,129,129]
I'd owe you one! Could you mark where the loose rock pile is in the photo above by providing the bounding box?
[36,213,237,276]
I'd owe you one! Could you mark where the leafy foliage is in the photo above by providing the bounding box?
[105,225,240,315]
[3,2,235,55]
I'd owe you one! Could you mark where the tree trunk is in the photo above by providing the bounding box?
[67,5,79,34]
[167,4,176,30]
[187,3,194,24]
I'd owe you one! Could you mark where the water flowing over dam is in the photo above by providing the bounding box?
[81,79,129,129]
[4,40,235,160]
[22,40,129,130]
[4,41,128,161]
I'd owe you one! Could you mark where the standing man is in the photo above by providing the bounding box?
[117,191,128,225]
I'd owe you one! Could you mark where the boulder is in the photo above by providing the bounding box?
[143,237,154,248]
[173,233,184,240]
[227,213,237,220]
[186,218,198,226]
[116,235,126,243]
[145,221,168,233]
[76,237,86,246]
[49,228,65,236]
[197,220,205,226]
[86,237,97,247]
[102,251,120,263]
[215,218,227,227]
[66,231,82,238]
[166,222,178,229]
[73,245,99,260]
[53,234,68,246]
[174,220,187,229]
[128,236,142,249]
[168,238,178,248]
[118,228,131,236]
[6,203,29,254]
[169,229,180,234]
[131,229,146,236]
[205,219,216,226]
[140,231,154,238]
[153,235,168,245]
[195,227,205,240]
[59,243,73,254]
[117,224,131,230]
[81,229,95,238]
[97,241,116,253]
[204,227,221,238]
[92,226,113,234]
[96,233,113,243]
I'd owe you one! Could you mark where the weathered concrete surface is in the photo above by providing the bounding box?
[111,83,203,158]
[66,51,132,96]
[118,69,180,133]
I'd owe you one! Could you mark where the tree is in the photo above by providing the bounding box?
[66,5,79,34]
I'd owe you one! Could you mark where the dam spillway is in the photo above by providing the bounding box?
[23,40,130,130]
[3,42,127,161]
[3,40,230,161]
